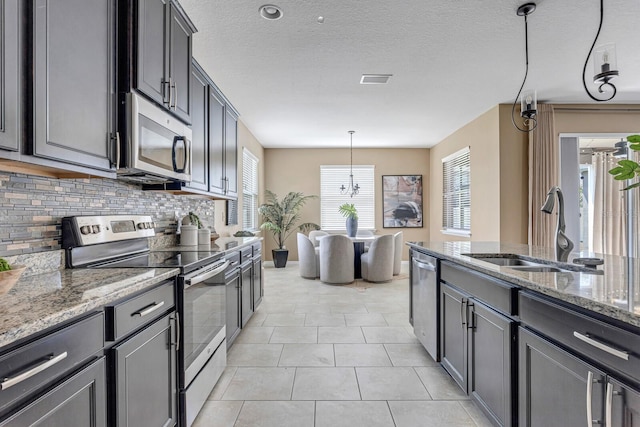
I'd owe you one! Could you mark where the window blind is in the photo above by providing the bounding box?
[442,147,471,234]
[242,149,259,230]
[320,165,375,231]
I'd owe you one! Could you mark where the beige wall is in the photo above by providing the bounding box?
[214,120,265,237]
[263,148,430,261]
[553,104,640,135]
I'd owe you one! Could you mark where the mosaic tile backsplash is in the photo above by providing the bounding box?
[0,172,216,256]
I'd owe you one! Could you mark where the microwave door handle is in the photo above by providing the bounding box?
[172,136,187,173]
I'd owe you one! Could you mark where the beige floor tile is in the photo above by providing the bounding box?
[364,302,407,313]
[304,313,346,327]
[244,310,267,327]
[278,343,335,367]
[382,312,412,327]
[335,344,392,366]
[356,367,431,400]
[362,326,419,343]
[388,401,476,427]
[227,343,283,367]
[384,343,439,367]
[315,401,395,427]
[262,313,306,327]
[292,367,360,400]
[269,327,318,343]
[414,366,469,400]
[234,326,275,344]
[330,303,369,314]
[234,401,315,427]
[207,366,237,400]
[294,303,332,314]
[344,313,388,326]
[317,327,365,343]
[192,400,243,427]
[257,302,296,314]
[459,400,496,427]
[221,367,295,400]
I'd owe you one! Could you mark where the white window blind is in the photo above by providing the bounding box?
[320,165,375,231]
[442,147,471,235]
[242,148,259,230]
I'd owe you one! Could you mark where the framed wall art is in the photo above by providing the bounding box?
[382,175,423,228]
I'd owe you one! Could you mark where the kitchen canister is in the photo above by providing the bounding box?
[181,225,198,246]
[198,229,211,247]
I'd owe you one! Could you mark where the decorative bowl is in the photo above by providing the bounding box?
[0,265,26,295]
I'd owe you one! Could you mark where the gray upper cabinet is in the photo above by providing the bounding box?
[135,0,194,124]
[224,108,238,198]
[0,0,19,154]
[29,0,116,173]
[186,61,209,192]
[209,87,226,195]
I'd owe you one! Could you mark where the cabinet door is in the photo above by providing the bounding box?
[0,0,19,153]
[241,263,253,327]
[114,314,177,427]
[440,283,467,392]
[0,357,106,427]
[468,300,515,427]
[32,0,115,171]
[168,3,192,123]
[136,0,168,106]
[226,273,241,348]
[186,63,208,192]
[224,108,238,198]
[519,327,606,427]
[209,88,226,195]
[608,378,640,427]
[252,258,263,310]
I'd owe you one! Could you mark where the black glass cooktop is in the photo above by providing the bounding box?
[91,250,222,269]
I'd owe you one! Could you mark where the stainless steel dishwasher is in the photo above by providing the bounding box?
[410,250,439,361]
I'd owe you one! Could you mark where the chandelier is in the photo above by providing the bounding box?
[340,131,360,197]
[582,0,619,102]
[511,3,538,133]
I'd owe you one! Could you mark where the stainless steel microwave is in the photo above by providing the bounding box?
[117,93,192,184]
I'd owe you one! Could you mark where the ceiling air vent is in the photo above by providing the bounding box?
[360,74,392,85]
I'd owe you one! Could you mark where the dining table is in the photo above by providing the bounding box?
[317,234,378,279]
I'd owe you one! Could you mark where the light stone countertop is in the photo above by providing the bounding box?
[407,241,640,329]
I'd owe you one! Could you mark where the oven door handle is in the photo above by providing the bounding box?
[184,260,229,288]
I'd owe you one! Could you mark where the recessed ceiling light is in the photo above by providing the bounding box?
[360,74,393,84]
[259,4,283,20]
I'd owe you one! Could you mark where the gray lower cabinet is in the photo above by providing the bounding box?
[240,260,253,327]
[608,378,640,427]
[441,283,467,391]
[0,0,20,154]
[29,0,116,173]
[226,269,241,348]
[0,357,107,427]
[113,314,177,427]
[252,256,263,310]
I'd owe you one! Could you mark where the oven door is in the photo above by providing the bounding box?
[181,261,228,387]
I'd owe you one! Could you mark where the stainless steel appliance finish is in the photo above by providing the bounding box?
[117,92,192,184]
[411,251,439,361]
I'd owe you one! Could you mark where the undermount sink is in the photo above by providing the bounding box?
[466,257,541,267]
[506,265,564,273]
[463,253,572,273]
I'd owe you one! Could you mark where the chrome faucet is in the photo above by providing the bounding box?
[541,186,574,262]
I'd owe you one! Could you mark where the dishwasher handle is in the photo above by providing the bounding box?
[413,259,436,272]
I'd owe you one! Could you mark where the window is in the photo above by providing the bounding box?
[320,165,375,231]
[242,148,259,230]
[442,147,471,235]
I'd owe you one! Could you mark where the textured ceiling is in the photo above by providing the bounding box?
[180,0,640,149]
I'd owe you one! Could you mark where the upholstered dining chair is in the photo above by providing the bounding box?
[319,235,354,284]
[392,231,403,275]
[308,230,328,248]
[360,234,394,282]
[356,229,375,250]
[297,233,319,279]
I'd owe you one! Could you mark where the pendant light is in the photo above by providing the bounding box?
[339,131,360,197]
[582,0,619,102]
[511,3,538,133]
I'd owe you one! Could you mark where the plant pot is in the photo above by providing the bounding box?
[346,217,358,238]
[272,249,289,268]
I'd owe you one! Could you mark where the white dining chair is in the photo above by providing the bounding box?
[319,235,354,284]
[360,234,394,282]
[308,230,328,247]
[392,231,403,275]
[297,233,319,279]
[356,230,375,250]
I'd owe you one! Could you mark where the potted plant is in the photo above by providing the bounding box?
[609,135,640,190]
[339,203,358,237]
[258,190,319,268]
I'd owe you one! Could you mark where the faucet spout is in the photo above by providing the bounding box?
[541,186,574,262]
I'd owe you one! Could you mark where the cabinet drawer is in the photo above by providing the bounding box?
[441,261,518,316]
[519,291,640,385]
[0,312,104,415]
[240,247,253,265]
[106,281,175,341]
[225,251,240,272]
[252,242,262,257]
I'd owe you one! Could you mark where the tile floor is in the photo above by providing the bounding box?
[193,262,493,427]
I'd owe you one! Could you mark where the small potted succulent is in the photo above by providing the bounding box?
[339,203,358,237]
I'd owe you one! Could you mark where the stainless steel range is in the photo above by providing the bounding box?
[62,215,228,427]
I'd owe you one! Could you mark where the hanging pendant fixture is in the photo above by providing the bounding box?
[511,3,538,133]
[582,0,619,102]
[339,131,360,198]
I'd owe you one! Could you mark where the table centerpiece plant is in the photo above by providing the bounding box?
[609,135,640,190]
[258,190,319,268]
[339,203,358,237]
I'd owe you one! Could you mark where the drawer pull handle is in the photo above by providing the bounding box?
[1,352,68,391]
[605,382,613,427]
[133,301,165,317]
[573,332,630,361]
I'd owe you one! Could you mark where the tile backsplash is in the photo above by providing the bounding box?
[0,172,216,256]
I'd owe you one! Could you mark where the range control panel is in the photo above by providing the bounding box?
[62,215,156,247]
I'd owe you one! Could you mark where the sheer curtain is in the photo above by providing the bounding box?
[590,152,626,255]
[529,104,558,247]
